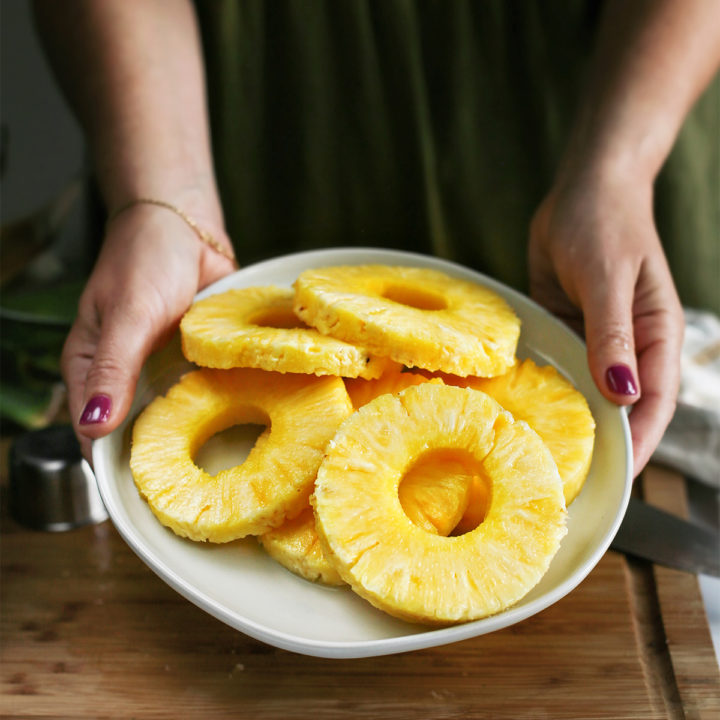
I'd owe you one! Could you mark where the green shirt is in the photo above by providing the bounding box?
[196,0,719,312]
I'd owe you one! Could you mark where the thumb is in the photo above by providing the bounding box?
[581,274,640,406]
[76,306,159,440]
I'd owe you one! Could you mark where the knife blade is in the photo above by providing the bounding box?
[610,496,720,577]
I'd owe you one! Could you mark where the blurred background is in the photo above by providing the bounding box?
[1,0,101,433]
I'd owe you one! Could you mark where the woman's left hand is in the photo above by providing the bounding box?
[529,170,684,477]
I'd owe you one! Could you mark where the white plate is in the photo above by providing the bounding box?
[93,247,632,658]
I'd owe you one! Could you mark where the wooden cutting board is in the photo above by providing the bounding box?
[1,453,718,719]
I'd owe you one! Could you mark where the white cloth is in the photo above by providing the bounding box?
[653,309,720,488]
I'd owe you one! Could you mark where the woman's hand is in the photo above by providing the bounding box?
[34,0,230,458]
[62,203,235,460]
[527,0,720,478]
[529,171,684,477]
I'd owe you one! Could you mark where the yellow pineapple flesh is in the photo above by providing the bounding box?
[130,367,353,542]
[294,266,520,377]
[452,475,491,535]
[258,507,345,586]
[261,369,467,584]
[439,358,595,505]
[344,366,432,410]
[347,368,473,535]
[180,286,394,379]
[312,383,567,624]
[132,265,582,619]
[398,449,476,536]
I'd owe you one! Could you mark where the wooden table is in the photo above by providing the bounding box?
[2,445,718,719]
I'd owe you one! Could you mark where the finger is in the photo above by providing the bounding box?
[580,268,640,407]
[75,299,163,441]
[626,281,684,477]
[61,320,99,462]
[626,335,681,476]
[627,387,676,478]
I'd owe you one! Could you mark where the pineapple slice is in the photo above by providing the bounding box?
[180,286,394,378]
[294,265,520,377]
[260,369,468,584]
[130,367,353,542]
[347,368,473,535]
[260,457,474,584]
[312,383,567,625]
[258,507,345,586]
[440,359,595,505]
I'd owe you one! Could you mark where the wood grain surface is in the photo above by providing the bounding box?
[642,466,720,718]
[1,442,718,719]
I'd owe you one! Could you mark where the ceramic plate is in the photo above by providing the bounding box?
[93,247,632,658]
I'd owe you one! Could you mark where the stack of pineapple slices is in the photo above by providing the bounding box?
[130,265,595,625]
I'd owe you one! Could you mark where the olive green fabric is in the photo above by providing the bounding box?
[196,0,719,312]
[655,79,720,313]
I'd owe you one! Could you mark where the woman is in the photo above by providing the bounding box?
[34,0,720,475]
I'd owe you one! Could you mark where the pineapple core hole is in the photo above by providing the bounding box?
[451,472,492,536]
[250,308,307,329]
[381,284,447,311]
[399,448,489,536]
[195,423,268,476]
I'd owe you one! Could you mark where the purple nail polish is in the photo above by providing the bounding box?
[79,394,112,425]
[606,365,638,396]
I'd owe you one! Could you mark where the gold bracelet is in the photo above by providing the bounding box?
[108,198,238,267]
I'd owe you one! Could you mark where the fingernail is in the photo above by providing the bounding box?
[79,394,112,425]
[606,365,638,396]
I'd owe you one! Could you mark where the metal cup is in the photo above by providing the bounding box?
[8,425,108,531]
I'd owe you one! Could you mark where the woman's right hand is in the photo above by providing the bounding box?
[62,202,236,460]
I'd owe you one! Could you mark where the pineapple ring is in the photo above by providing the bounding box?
[438,359,596,505]
[294,265,520,377]
[259,445,475,587]
[180,286,394,379]
[312,383,567,625]
[346,368,472,535]
[130,368,353,543]
[259,451,475,586]
[259,370,465,586]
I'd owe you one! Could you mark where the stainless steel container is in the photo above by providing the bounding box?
[9,425,108,531]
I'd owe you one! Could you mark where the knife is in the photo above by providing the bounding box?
[610,496,720,577]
